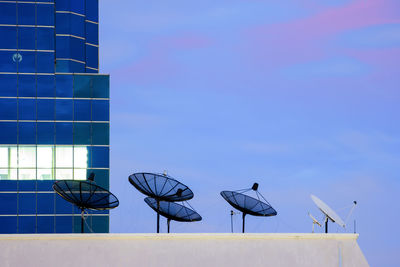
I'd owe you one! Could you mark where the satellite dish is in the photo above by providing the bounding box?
[128,172,194,233]
[220,183,277,233]
[144,197,202,233]
[53,180,119,233]
[310,194,345,233]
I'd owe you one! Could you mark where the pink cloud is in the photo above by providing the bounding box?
[243,0,400,67]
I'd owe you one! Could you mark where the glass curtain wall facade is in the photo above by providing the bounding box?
[0,0,110,233]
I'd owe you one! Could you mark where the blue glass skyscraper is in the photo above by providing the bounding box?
[0,0,110,233]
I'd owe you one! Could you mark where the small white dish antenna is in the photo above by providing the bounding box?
[310,194,345,233]
[308,212,321,233]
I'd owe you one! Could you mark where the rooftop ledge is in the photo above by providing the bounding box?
[0,233,359,240]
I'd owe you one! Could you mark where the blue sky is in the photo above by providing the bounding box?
[100,1,400,266]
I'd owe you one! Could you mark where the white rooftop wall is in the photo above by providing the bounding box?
[0,233,368,267]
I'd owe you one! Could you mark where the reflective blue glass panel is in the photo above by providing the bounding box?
[37,52,55,73]
[37,122,55,144]
[0,193,17,214]
[55,60,69,73]
[92,123,109,145]
[92,100,109,121]
[18,27,35,50]
[0,74,17,97]
[86,45,98,69]
[71,0,85,14]
[18,99,36,120]
[56,122,73,144]
[91,146,109,168]
[86,0,99,22]
[37,216,55,233]
[18,74,36,97]
[0,3,17,24]
[18,216,36,233]
[37,28,55,50]
[73,75,91,98]
[37,75,55,97]
[18,193,36,214]
[0,26,17,49]
[19,122,36,144]
[56,0,69,11]
[70,37,85,62]
[0,216,17,233]
[37,193,55,214]
[91,216,108,233]
[73,122,91,145]
[55,194,73,214]
[37,99,55,120]
[70,61,85,72]
[18,51,35,73]
[18,3,36,25]
[55,36,70,58]
[92,75,109,98]
[19,180,36,191]
[56,13,70,34]
[70,15,85,38]
[0,51,17,72]
[55,216,73,233]
[37,180,54,191]
[85,22,98,44]
[37,4,54,26]
[0,122,17,144]
[0,98,17,120]
[88,169,109,189]
[0,181,17,191]
[74,100,91,121]
[55,99,73,120]
[56,75,73,97]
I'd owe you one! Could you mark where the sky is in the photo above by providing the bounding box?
[99,1,400,266]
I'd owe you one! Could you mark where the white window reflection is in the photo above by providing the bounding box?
[37,146,53,168]
[0,145,89,180]
[19,147,36,168]
[56,147,73,168]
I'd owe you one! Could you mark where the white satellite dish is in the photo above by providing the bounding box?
[310,194,345,233]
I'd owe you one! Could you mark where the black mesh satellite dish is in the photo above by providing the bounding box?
[128,172,194,233]
[144,197,202,233]
[53,180,119,233]
[221,183,277,233]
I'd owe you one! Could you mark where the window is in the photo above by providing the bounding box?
[18,122,36,144]
[18,27,35,50]
[0,51,18,72]
[85,22,98,44]
[0,98,17,120]
[85,0,99,22]
[56,74,73,97]
[18,74,36,97]
[0,26,17,49]
[18,99,36,120]
[74,100,91,121]
[0,3,17,24]
[37,52,55,73]
[18,51,35,73]
[56,99,73,120]
[37,75,55,97]
[0,74,17,97]
[37,99,55,120]
[37,28,55,50]
[92,100,109,121]
[17,3,36,25]
[37,4,54,26]
[86,45,98,69]
[0,145,89,180]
